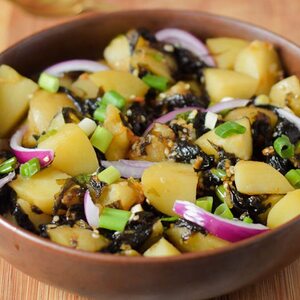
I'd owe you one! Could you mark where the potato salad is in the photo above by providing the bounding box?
[1,28,300,257]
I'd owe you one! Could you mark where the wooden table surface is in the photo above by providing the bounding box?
[1,0,300,299]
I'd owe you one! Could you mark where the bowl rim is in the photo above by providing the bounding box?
[1,8,300,265]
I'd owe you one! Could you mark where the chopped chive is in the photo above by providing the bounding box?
[99,207,131,232]
[102,90,126,109]
[20,158,40,178]
[98,166,121,184]
[243,216,253,224]
[216,185,227,203]
[160,216,179,222]
[38,72,60,93]
[211,168,226,179]
[142,74,168,92]
[273,135,294,159]
[214,121,246,138]
[0,157,17,174]
[285,169,300,188]
[90,126,113,153]
[214,203,233,220]
[196,196,213,212]
[93,103,107,123]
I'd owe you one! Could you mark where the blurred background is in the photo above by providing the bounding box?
[0,0,300,299]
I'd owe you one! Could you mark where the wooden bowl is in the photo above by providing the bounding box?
[1,10,300,300]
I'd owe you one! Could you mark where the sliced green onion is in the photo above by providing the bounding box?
[102,90,126,109]
[142,74,168,92]
[285,169,300,188]
[273,135,294,159]
[38,72,60,93]
[214,121,246,138]
[196,196,213,212]
[93,104,107,123]
[0,157,17,174]
[98,166,121,184]
[205,111,218,130]
[211,168,226,179]
[20,158,40,178]
[215,185,233,208]
[90,126,113,153]
[243,216,253,224]
[160,216,179,222]
[214,203,233,220]
[99,207,131,232]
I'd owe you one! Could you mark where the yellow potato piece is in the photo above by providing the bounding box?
[234,40,282,94]
[204,68,258,103]
[89,70,149,99]
[235,160,294,195]
[9,167,70,214]
[206,37,249,69]
[267,190,300,228]
[28,90,75,135]
[0,65,38,137]
[143,237,181,257]
[141,162,198,216]
[195,117,252,160]
[269,75,300,116]
[38,124,99,176]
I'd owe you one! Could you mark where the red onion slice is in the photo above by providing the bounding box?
[101,160,154,178]
[44,59,109,77]
[208,99,250,113]
[173,200,269,242]
[84,190,100,228]
[0,171,15,189]
[144,106,203,136]
[10,126,54,167]
[277,108,300,130]
[155,28,215,67]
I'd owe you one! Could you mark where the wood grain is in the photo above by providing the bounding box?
[1,0,300,299]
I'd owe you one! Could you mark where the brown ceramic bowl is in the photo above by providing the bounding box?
[1,10,300,300]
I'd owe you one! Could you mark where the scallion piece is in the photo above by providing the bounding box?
[214,121,246,138]
[285,169,300,188]
[98,166,121,184]
[90,126,113,153]
[93,104,107,123]
[214,203,233,220]
[99,207,131,232]
[38,72,60,93]
[216,185,227,203]
[142,74,168,92]
[273,135,294,159]
[205,111,218,130]
[20,158,40,178]
[211,168,226,179]
[160,216,179,222]
[102,90,126,109]
[0,157,17,174]
[243,216,253,224]
[196,196,213,212]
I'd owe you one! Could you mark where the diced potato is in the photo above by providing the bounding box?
[89,70,149,99]
[38,124,99,176]
[27,90,75,136]
[166,225,229,252]
[104,34,131,72]
[99,179,144,210]
[47,225,109,252]
[269,76,300,115]
[17,198,52,230]
[206,37,249,69]
[104,105,135,160]
[9,167,70,214]
[204,68,258,103]
[143,237,181,257]
[141,162,198,216]
[71,76,99,99]
[195,117,252,160]
[235,160,294,195]
[140,220,164,252]
[0,65,38,137]
[225,106,278,127]
[258,194,283,223]
[267,190,300,228]
[234,40,282,94]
